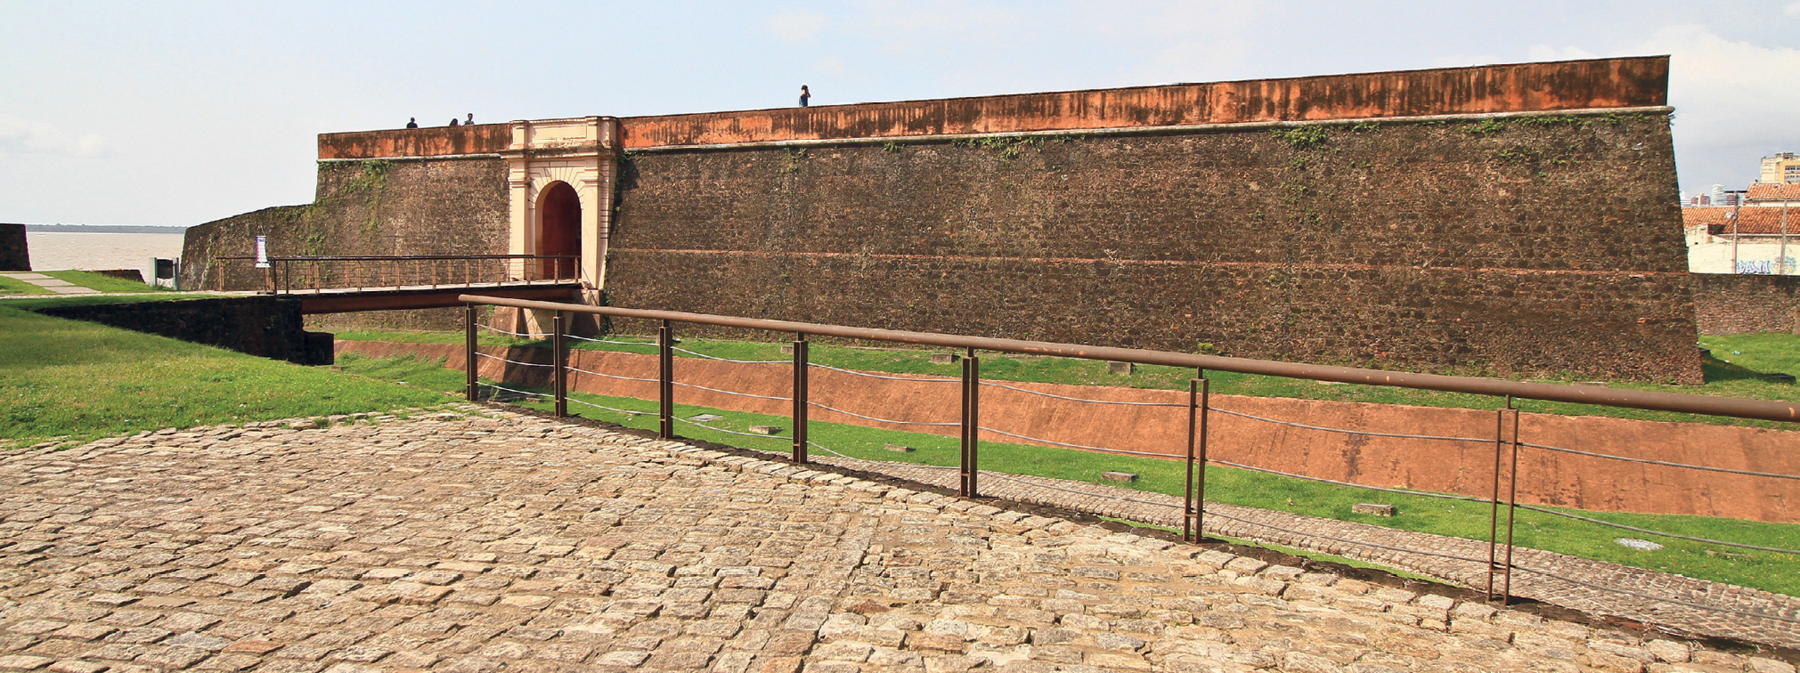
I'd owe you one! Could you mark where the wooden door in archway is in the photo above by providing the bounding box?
[536,181,581,279]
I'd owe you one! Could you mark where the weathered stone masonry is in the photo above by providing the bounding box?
[606,116,1693,381]
[182,56,1700,381]
[0,223,28,271]
[1692,273,1800,335]
[180,154,509,330]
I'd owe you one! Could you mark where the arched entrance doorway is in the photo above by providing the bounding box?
[536,181,581,279]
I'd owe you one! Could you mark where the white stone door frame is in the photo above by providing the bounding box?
[500,116,619,295]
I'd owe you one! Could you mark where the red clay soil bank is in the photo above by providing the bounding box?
[340,340,1799,523]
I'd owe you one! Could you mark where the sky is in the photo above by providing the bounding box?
[2,1,1798,227]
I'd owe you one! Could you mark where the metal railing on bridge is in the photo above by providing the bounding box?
[208,254,581,293]
[455,294,1800,624]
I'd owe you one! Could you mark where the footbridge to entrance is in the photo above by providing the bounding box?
[210,253,584,315]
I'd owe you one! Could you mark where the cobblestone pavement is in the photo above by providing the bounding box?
[0,409,1796,673]
[808,457,1800,651]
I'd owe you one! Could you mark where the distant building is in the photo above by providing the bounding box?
[1685,205,1798,274]
[1745,182,1800,207]
[1761,152,1800,184]
[1684,156,1800,273]
[1708,183,1743,207]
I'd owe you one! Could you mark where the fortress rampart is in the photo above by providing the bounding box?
[184,56,1700,382]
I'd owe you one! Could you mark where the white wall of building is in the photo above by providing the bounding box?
[1688,229,1800,274]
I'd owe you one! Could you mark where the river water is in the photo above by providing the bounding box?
[25,232,187,285]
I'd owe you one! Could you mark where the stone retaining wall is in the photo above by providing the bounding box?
[1692,273,1800,335]
[39,297,333,365]
[0,223,28,271]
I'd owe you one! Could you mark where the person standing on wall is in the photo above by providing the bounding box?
[466,113,474,126]
[799,85,810,107]
[405,117,418,129]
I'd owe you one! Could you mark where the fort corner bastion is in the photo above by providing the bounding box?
[182,56,1699,383]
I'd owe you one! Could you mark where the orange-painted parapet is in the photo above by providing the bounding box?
[318,56,1667,159]
[319,123,511,160]
[617,56,1668,149]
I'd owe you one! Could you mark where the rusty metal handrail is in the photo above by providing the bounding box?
[460,294,1800,609]
[211,254,581,293]
[460,294,1800,423]
[215,254,577,261]
[271,254,577,262]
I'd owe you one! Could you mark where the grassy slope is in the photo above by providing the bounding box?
[338,351,1800,597]
[2,294,208,310]
[0,306,449,448]
[0,275,52,296]
[40,270,168,294]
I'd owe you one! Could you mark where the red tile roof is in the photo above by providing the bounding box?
[1747,183,1800,201]
[1684,206,1800,234]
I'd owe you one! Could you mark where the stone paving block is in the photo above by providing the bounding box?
[0,412,1792,673]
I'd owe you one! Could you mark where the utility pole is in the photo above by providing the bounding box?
[1783,200,1792,274]
[1729,189,1747,273]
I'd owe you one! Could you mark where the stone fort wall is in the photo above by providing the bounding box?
[0,223,28,271]
[180,152,508,330]
[606,115,1695,382]
[186,57,1701,381]
[1691,273,1800,335]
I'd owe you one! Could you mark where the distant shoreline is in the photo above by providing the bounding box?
[23,224,189,234]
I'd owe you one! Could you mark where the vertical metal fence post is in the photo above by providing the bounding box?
[960,348,981,498]
[464,303,478,402]
[792,333,810,464]
[1185,371,1210,542]
[553,311,567,418]
[1503,401,1521,603]
[658,319,675,439]
[1487,394,1513,602]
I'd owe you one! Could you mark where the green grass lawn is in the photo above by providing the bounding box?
[2,293,210,311]
[40,270,169,294]
[0,270,170,296]
[337,329,1800,429]
[1702,333,1800,380]
[337,351,1800,597]
[0,275,52,295]
[0,306,452,449]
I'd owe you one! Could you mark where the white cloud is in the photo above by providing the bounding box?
[1787,1,1800,17]
[76,135,109,157]
[765,11,829,44]
[1060,1,1260,83]
[0,114,111,157]
[1526,44,1599,61]
[814,57,850,78]
[1634,24,1800,149]
[1523,25,1800,189]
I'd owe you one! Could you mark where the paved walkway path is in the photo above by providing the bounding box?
[804,455,1800,651]
[0,272,99,295]
[0,408,1794,672]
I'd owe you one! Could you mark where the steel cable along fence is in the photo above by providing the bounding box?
[506,334,1800,558]
[455,298,1800,621]
[487,360,1800,620]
